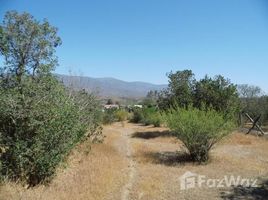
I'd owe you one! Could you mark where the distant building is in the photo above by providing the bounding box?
[133,105,143,109]
[103,104,120,110]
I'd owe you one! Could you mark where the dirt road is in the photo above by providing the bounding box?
[1,122,268,200]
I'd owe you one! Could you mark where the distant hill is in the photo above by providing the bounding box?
[56,74,167,98]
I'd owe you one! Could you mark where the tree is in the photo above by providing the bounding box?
[237,84,262,99]
[237,84,267,124]
[158,70,195,110]
[106,99,114,105]
[193,75,240,118]
[143,90,158,107]
[0,11,61,85]
[0,11,101,186]
[157,70,240,119]
[0,26,6,55]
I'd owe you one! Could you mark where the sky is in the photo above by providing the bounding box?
[0,0,268,92]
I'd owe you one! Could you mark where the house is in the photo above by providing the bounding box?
[133,104,143,109]
[103,104,120,110]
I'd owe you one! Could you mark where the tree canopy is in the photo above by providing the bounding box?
[0,11,102,186]
[157,70,195,110]
[0,11,61,84]
[157,70,240,118]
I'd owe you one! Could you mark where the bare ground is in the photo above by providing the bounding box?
[1,122,268,200]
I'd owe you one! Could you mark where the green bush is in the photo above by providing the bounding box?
[102,109,129,124]
[148,112,161,127]
[0,76,102,185]
[72,90,103,142]
[102,108,118,125]
[130,107,162,127]
[115,110,129,122]
[130,108,144,123]
[164,106,234,163]
[0,11,102,186]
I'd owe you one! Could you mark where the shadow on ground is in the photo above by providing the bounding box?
[131,130,172,139]
[220,179,268,200]
[144,151,192,166]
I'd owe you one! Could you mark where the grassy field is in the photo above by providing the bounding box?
[1,122,268,200]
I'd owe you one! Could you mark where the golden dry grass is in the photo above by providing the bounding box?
[0,124,129,200]
[129,126,268,200]
[1,123,268,200]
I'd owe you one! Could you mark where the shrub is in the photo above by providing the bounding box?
[102,108,118,125]
[130,107,162,127]
[141,108,161,127]
[0,76,102,185]
[72,90,103,142]
[164,106,234,163]
[0,11,102,186]
[102,109,129,124]
[115,110,129,122]
[130,108,144,123]
[148,112,161,127]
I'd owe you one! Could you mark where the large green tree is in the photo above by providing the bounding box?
[0,11,61,85]
[0,11,101,186]
[157,70,240,119]
[157,70,195,110]
[193,75,240,118]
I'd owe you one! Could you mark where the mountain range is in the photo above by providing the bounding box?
[57,74,167,98]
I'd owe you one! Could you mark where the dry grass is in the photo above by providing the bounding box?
[0,124,129,200]
[1,123,268,200]
[129,126,268,200]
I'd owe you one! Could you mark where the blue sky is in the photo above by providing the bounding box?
[1,0,268,92]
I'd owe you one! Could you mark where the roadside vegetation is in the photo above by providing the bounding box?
[130,70,267,163]
[102,108,129,124]
[130,107,161,127]
[130,70,239,162]
[0,11,102,186]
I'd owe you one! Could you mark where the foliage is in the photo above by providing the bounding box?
[0,11,61,80]
[72,90,103,141]
[237,84,268,124]
[115,110,129,122]
[193,75,240,119]
[130,107,162,127]
[157,70,240,121]
[0,11,102,186]
[106,99,114,105]
[102,109,129,124]
[0,76,102,185]
[158,70,195,110]
[130,108,144,123]
[164,106,234,163]
[146,111,161,127]
[102,108,118,125]
[237,84,263,99]
[143,90,159,107]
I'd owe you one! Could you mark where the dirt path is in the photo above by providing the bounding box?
[119,127,136,200]
[1,122,268,200]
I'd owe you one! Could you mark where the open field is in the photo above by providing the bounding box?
[1,122,268,200]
